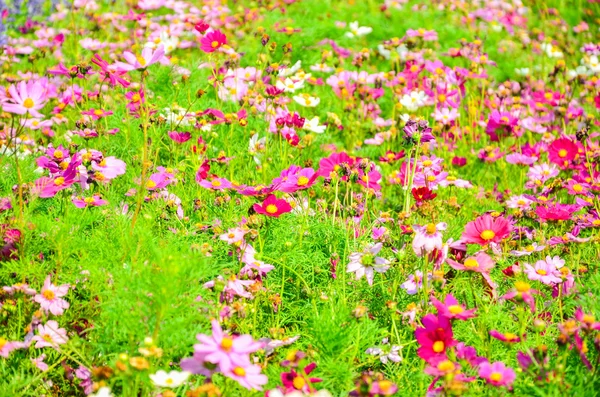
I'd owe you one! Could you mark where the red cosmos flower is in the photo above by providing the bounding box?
[548,138,578,167]
[415,314,456,362]
[461,213,512,245]
[253,195,292,218]
[194,21,210,34]
[412,186,437,204]
[200,30,227,53]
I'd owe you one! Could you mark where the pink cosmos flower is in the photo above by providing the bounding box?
[461,214,512,245]
[199,177,233,190]
[524,256,563,285]
[34,276,70,316]
[168,131,192,143]
[506,195,533,210]
[253,195,292,218]
[478,361,516,387]
[0,339,24,358]
[200,30,227,53]
[72,195,108,208]
[489,330,521,343]
[3,80,49,118]
[91,157,126,181]
[509,242,545,257]
[431,294,476,320]
[500,281,540,312]
[113,45,166,71]
[220,228,247,245]
[192,320,263,372]
[346,243,390,286]
[535,203,579,221]
[3,282,36,295]
[412,222,447,256]
[506,153,537,166]
[224,364,268,390]
[32,320,69,349]
[31,354,49,371]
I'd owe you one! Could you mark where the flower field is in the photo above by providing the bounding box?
[1,0,600,396]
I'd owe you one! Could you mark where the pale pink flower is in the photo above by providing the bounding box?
[34,276,70,316]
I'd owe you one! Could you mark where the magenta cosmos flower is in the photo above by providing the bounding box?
[253,195,292,218]
[478,361,516,387]
[499,281,540,312]
[415,314,455,362]
[548,137,578,167]
[3,80,49,118]
[200,30,227,53]
[461,213,512,245]
[72,195,108,208]
[34,276,70,316]
[431,294,476,320]
[191,320,263,372]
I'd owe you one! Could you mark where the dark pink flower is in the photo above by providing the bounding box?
[200,30,227,53]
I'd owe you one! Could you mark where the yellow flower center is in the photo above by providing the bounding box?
[42,290,55,300]
[379,380,393,392]
[233,367,245,376]
[293,376,306,390]
[422,160,433,167]
[490,372,503,382]
[220,337,233,351]
[265,204,278,214]
[536,269,547,276]
[525,245,535,252]
[132,93,141,102]
[448,305,463,314]
[23,98,35,108]
[136,55,147,66]
[54,177,65,186]
[425,223,437,235]
[515,281,530,293]
[426,175,436,182]
[297,176,309,186]
[463,258,479,268]
[211,180,222,187]
[480,230,495,240]
[211,41,219,48]
[432,341,445,353]
[94,109,104,116]
[146,180,157,189]
[54,151,64,159]
[558,149,567,158]
[437,360,455,371]
[583,314,595,324]
[0,337,6,349]
[505,333,518,341]
[572,184,583,192]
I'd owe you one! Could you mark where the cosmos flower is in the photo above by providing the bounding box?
[32,321,69,349]
[34,276,70,316]
[2,80,49,118]
[200,30,227,53]
[431,294,476,320]
[478,361,516,387]
[345,21,372,38]
[149,370,190,388]
[253,195,292,218]
[347,243,390,286]
[415,314,455,362]
[461,214,513,245]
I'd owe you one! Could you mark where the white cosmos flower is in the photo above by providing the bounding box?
[310,63,334,73]
[90,387,113,397]
[275,78,304,93]
[278,60,302,77]
[345,21,372,38]
[149,370,190,388]
[145,31,179,54]
[293,94,320,107]
[377,44,391,60]
[567,65,589,79]
[399,90,427,112]
[515,67,530,76]
[303,117,326,134]
[540,43,563,58]
[584,55,600,74]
